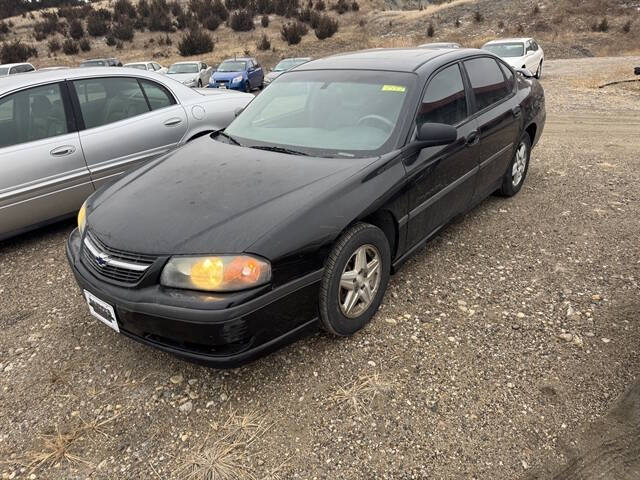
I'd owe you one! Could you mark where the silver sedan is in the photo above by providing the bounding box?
[0,67,253,240]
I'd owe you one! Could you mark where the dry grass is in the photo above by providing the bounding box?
[174,409,282,480]
[332,372,393,415]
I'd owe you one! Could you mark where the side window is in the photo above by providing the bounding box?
[24,65,35,72]
[498,62,515,91]
[9,67,18,75]
[140,80,175,110]
[417,64,468,127]
[464,57,511,112]
[73,77,150,129]
[0,83,69,148]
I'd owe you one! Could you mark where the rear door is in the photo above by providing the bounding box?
[404,62,479,248]
[462,57,520,202]
[0,82,93,238]
[69,76,188,190]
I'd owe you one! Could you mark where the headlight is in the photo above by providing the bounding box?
[231,75,243,84]
[77,201,87,234]
[160,255,271,292]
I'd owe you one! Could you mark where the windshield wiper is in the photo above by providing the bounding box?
[248,145,309,156]
[214,130,242,146]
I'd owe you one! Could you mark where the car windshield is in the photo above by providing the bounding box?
[0,68,8,76]
[273,59,305,71]
[224,70,414,158]
[81,60,106,67]
[483,43,525,57]
[218,61,246,72]
[126,63,147,70]
[168,63,198,74]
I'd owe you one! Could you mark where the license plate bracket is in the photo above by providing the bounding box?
[84,290,119,333]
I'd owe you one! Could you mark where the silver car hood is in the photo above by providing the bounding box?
[166,73,198,83]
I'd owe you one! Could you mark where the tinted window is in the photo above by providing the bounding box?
[140,80,175,110]
[418,64,467,126]
[499,62,515,90]
[465,58,511,111]
[23,64,35,72]
[73,77,150,129]
[0,83,69,148]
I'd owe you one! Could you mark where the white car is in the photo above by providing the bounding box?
[0,62,36,76]
[124,61,167,74]
[482,38,544,78]
[166,61,213,88]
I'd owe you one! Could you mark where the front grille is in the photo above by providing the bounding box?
[81,232,157,285]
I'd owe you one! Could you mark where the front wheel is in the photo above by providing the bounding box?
[244,81,251,93]
[499,132,531,197]
[535,61,543,79]
[319,223,391,336]
[197,79,202,88]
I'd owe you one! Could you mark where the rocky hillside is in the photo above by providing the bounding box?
[0,0,638,70]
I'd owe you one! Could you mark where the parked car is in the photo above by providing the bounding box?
[124,61,167,74]
[0,63,36,76]
[209,57,264,92]
[263,57,311,86]
[166,61,213,88]
[66,48,546,367]
[418,42,461,49]
[482,38,544,78]
[0,68,253,240]
[80,58,123,67]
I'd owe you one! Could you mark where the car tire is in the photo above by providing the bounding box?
[499,132,531,197]
[197,80,202,88]
[245,81,251,93]
[535,61,543,79]
[319,222,391,336]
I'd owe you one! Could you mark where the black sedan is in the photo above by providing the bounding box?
[66,48,546,367]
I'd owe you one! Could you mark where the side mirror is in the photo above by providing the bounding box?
[415,123,457,148]
[234,107,244,117]
[516,68,534,78]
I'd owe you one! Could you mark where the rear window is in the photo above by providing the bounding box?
[464,57,511,111]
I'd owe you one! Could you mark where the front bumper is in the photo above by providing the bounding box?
[208,81,244,91]
[66,228,321,367]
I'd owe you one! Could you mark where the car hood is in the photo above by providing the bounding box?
[265,71,282,81]
[166,72,198,83]
[213,71,244,81]
[87,139,370,256]
[502,56,527,68]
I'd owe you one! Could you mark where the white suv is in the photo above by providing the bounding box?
[482,38,544,78]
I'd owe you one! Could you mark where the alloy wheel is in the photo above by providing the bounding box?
[338,244,381,318]
[512,142,528,187]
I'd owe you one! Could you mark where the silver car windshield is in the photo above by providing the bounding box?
[273,59,303,71]
[126,64,147,70]
[483,43,525,57]
[225,70,414,158]
[168,64,198,74]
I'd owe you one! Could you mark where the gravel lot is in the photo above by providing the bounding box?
[1,56,639,480]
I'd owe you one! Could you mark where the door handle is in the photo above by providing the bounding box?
[465,131,479,147]
[164,118,183,127]
[50,145,76,156]
[512,106,522,118]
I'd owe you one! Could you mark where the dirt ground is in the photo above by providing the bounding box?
[1,56,639,480]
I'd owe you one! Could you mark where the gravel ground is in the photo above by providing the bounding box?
[1,56,639,480]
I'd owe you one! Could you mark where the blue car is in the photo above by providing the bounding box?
[208,57,264,92]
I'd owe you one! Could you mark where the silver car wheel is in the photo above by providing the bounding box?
[339,244,381,318]
[512,141,528,187]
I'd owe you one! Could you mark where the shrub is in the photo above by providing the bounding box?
[69,18,84,39]
[169,0,183,16]
[79,38,91,51]
[299,7,313,22]
[331,0,349,14]
[516,23,524,33]
[255,0,275,13]
[622,20,632,33]
[114,0,137,18]
[176,11,196,29]
[58,5,94,20]
[497,20,504,29]
[211,0,230,20]
[532,4,540,14]
[0,40,38,63]
[454,16,460,28]
[34,12,63,39]
[0,22,9,35]
[137,0,151,18]
[229,10,255,31]
[149,9,174,31]
[314,13,337,39]
[310,10,321,28]
[427,21,434,37]
[87,13,110,36]
[351,0,359,11]
[112,19,135,40]
[591,17,609,32]
[62,39,79,55]
[280,20,307,44]
[256,33,270,50]
[159,33,173,45]
[178,28,213,55]
[315,0,325,10]
[473,8,483,22]
[48,38,61,53]
[116,40,124,49]
[204,15,221,31]
[274,0,299,17]
[358,18,365,27]
[106,34,117,46]
[261,14,269,27]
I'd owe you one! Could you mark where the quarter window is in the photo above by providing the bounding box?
[0,83,70,148]
[499,62,515,90]
[73,77,150,129]
[464,57,511,111]
[417,64,467,126]
[140,80,175,110]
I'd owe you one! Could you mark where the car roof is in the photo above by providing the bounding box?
[0,62,33,68]
[171,61,202,65]
[124,61,152,64]
[484,38,531,44]
[0,67,172,93]
[222,57,252,61]
[296,48,476,73]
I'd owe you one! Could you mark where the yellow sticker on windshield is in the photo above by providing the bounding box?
[381,85,406,92]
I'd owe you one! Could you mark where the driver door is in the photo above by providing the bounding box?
[404,63,479,248]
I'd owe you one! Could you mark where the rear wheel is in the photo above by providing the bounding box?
[319,223,391,336]
[499,132,531,197]
[535,60,543,79]
[244,81,251,93]
[197,79,202,88]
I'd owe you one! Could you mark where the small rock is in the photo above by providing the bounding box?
[384,318,397,325]
[522,460,529,470]
[178,401,193,414]
[592,294,601,302]
[507,382,514,389]
[447,336,456,342]
[457,300,467,306]
[512,324,521,330]
[220,393,228,401]
[170,374,184,385]
[558,333,573,342]
[205,401,214,408]
[585,331,595,337]
[566,305,575,317]
[189,391,199,400]
[601,338,611,344]
[367,360,376,367]
[516,312,525,318]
